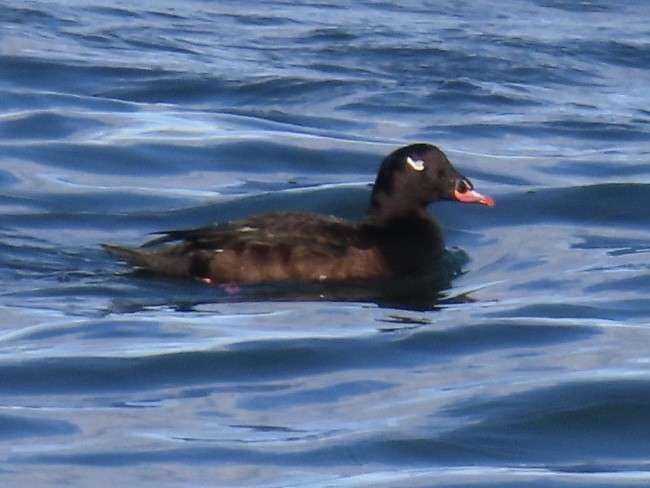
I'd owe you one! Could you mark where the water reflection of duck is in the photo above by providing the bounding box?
[103,143,494,284]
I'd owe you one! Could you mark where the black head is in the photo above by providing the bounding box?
[367,143,493,221]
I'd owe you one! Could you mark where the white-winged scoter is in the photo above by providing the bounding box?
[103,143,494,284]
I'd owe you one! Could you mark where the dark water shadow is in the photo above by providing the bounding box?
[104,248,471,313]
[0,414,78,441]
[410,378,650,467]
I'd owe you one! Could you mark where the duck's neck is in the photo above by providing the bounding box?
[366,190,430,223]
[364,200,444,274]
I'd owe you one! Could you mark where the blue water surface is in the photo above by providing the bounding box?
[1,0,650,486]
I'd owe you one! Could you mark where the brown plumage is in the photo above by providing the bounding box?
[103,143,494,284]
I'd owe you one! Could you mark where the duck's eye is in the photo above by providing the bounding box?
[406,156,425,171]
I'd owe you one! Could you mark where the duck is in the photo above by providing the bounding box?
[103,143,494,285]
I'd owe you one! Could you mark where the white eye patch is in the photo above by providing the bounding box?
[406,156,425,171]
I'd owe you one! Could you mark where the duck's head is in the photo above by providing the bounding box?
[368,143,494,220]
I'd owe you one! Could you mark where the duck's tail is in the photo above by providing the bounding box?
[102,244,149,267]
[101,244,192,277]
